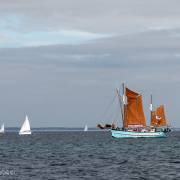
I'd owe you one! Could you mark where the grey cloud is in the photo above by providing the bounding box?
[0,0,180,127]
[1,28,180,69]
[1,0,180,33]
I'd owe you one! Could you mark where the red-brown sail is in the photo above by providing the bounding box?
[151,105,167,127]
[124,88,146,128]
[150,111,157,127]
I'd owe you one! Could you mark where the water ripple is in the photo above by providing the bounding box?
[0,131,179,179]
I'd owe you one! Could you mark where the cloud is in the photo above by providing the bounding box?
[0,0,180,127]
[1,0,180,48]
[0,29,111,48]
[1,0,180,34]
[0,27,180,70]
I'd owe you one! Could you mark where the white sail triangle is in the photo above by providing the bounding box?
[84,125,88,131]
[19,115,31,135]
[0,123,4,133]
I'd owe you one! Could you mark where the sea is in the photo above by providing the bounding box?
[0,128,180,180]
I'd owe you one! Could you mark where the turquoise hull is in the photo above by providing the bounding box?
[111,130,166,138]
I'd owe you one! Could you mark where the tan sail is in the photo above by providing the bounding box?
[124,88,146,128]
[151,111,157,126]
[151,105,167,127]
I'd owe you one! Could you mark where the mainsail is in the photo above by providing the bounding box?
[124,88,146,128]
[151,105,167,127]
[84,125,88,131]
[0,123,4,133]
[19,115,31,135]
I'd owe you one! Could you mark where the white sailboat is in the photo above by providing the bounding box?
[0,123,4,133]
[19,115,31,135]
[84,125,88,131]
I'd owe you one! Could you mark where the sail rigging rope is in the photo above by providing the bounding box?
[97,94,117,124]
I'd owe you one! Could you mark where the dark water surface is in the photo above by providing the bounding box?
[0,130,180,180]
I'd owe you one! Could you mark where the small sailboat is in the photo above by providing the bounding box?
[84,125,88,131]
[19,115,31,135]
[99,83,169,138]
[0,123,5,134]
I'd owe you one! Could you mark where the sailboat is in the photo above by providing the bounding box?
[19,115,31,135]
[84,125,88,131]
[0,124,4,134]
[109,84,168,138]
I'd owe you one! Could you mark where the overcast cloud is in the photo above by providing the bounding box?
[0,0,180,127]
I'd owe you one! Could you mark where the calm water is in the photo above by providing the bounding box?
[0,130,180,180]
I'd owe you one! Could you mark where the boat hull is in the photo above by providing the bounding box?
[111,130,166,138]
[19,131,31,135]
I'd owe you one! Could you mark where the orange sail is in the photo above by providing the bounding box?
[151,105,167,127]
[124,88,146,128]
[151,111,157,127]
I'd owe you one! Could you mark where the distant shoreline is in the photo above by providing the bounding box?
[3,127,106,132]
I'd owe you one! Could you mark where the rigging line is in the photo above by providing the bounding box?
[97,94,117,123]
[116,87,124,126]
[112,101,123,126]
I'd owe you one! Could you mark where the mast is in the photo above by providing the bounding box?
[150,94,153,123]
[122,83,126,128]
[150,94,153,109]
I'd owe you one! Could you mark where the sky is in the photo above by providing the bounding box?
[0,0,180,127]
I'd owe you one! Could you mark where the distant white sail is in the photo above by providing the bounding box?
[0,123,4,133]
[19,115,31,135]
[84,125,88,131]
